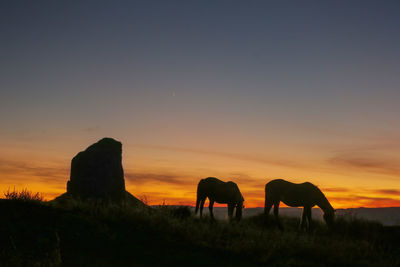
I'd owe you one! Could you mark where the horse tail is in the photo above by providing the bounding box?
[195,194,200,214]
[264,183,269,214]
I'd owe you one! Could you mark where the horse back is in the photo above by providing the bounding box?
[265,179,322,207]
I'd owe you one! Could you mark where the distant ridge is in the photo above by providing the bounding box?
[160,206,400,226]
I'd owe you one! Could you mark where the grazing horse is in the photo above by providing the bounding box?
[264,179,335,230]
[195,177,244,221]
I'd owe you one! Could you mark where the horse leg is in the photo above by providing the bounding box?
[199,198,205,218]
[273,201,283,230]
[264,198,273,215]
[263,198,274,225]
[228,203,234,221]
[300,207,307,230]
[235,203,243,221]
[209,199,215,220]
[195,194,201,214]
[305,206,312,230]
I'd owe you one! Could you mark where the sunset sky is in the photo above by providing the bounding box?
[1,1,400,208]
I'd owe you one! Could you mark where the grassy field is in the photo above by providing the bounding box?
[1,192,399,266]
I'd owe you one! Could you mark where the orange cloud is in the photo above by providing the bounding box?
[328,195,400,208]
[322,187,350,193]
[130,144,308,169]
[372,189,400,195]
[329,153,400,177]
[0,158,68,183]
[125,171,194,186]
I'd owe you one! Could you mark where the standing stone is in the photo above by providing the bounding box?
[67,138,126,201]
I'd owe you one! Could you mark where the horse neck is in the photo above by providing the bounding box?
[316,192,333,214]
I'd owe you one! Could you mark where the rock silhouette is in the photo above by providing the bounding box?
[53,137,143,206]
[67,138,126,201]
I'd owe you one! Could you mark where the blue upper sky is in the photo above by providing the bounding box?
[2,1,399,132]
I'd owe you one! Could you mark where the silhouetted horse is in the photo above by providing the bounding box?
[195,177,244,221]
[264,179,335,230]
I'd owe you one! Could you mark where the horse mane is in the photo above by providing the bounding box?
[314,185,334,213]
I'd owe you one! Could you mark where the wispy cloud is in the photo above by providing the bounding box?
[322,187,350,193]
[328,153,400,177]
[82,126,101,132]
[371,189,400,196]
[227,172,266,186]
[125,171,195,186]
[329,195,400,208]
[0,158,68,184]
[130,144,308,169]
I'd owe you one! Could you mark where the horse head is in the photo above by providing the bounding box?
[227,181,244,220]
[323,208,335,226]
[235,192,245,220]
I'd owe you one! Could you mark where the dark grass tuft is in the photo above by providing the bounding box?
[4,188,43,202]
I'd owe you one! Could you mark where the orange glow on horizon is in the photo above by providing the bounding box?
[1,179,400,209]
[1,141,400,210]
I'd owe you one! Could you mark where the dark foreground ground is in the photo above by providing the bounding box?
[1,199,400,266]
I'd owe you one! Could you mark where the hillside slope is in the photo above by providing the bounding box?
[1,199,400,266]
